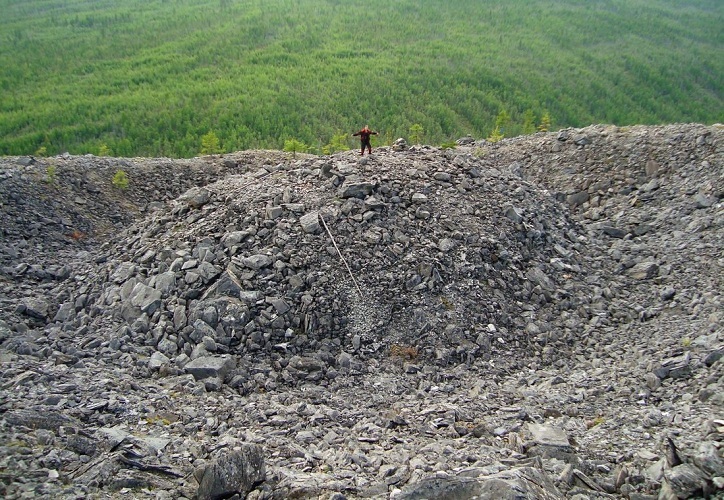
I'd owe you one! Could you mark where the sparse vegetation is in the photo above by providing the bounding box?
[409,124,424,145]
[112,170,129,189]
[283,138,310,158]
[389,344,419,361]
[439,296,455,311]
[487,127,504,143]
[473,147,489,158]
[538,112,552,133]
[45,165,56,184]
[587,416,606,429]
[68,229,85,240]
[322,132,350,155]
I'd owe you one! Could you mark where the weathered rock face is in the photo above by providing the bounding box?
[0,125,721,499]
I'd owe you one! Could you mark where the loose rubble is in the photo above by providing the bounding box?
[0,124,721,499]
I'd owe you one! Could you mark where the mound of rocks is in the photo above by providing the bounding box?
[0,124,721,499]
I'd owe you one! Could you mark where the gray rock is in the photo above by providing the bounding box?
[645,159,660,176]
[438,238,456,252]
[567,191,589,206]
[602,226,626,238]
[527,423,570,447]
[197,445,265,500]
[627,261,659,280]
[53,302,76,322]
[526,267,555,291]
[197,261,221,282]
[5,408,81,431]
[205,269,243,298]
[392,137,408,151]
[694,193,716,208]
[412,193,428,204]
[239,254,273,270]
[130,282,162,315]
[395,467,563,499]
[185,355,236,381]
[222,230,250,249]
[23,297,49,319]
[179,186,211,208]
[340,182,374,199]
[267,297,290,315]
[300,212,321,234]
[148,351,170,370]
[192,319,217,343]
[504,205,523,223]
[573,133,590,145]
[266,206,283,219]
[663,463,708,499]
[153,271,176,295]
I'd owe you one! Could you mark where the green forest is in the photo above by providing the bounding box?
[1,0,722,158]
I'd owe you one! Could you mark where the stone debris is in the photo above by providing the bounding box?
[0,125,721,498]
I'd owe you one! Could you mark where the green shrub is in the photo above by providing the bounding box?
[45,165,57,184]
[283,138,310,158]
[487,126,504,143]
[322,131,349,155]
[112,169,129,189]
[200,131,222,155]
[409,124,424,145]
[538,112,552,132]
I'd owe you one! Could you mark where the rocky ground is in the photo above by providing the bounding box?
[0,123,721,499]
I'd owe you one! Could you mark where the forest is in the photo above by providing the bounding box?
[0,0,722,158]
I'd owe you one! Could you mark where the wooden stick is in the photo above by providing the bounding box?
[319,212,363,297]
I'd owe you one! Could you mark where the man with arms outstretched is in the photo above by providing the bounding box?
[353,125,378,156]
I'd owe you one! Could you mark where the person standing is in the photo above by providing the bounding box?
[353,125,378,156]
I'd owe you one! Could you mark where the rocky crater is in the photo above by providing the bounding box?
[0,124,721,499]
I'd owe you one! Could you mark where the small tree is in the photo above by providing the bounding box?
[98,143,111,156]
[45,165,57,184]
[383,129,394,146]
[538,112,552,132]
[487,126,504,143]
[200,131,222,155]
[409,123,424,144]
[112,170,129,189]
[322,131,349,155]
[522,109,537,134]
[283,138,309,158]
[494,109,511,133]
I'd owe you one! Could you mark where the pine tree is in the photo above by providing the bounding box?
[283,138,309,158]
[522,110,537,134]
[409,124,424,144]
[538,112,552,132]
[200,131,222,155]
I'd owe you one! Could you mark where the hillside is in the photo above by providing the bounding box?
[0,124,722,499]
[1,0,722,157]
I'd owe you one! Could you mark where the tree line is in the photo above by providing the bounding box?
[0,0,721,158]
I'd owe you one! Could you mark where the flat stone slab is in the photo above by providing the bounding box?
[527,423,570,447]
